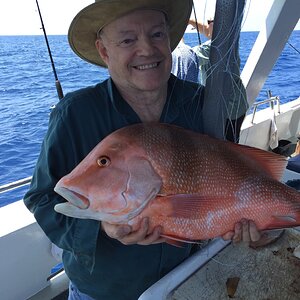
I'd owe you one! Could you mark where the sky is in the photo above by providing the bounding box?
[0,0,299,35]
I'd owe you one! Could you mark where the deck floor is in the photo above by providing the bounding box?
[171,228,300,300]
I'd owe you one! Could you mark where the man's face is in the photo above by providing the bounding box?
[96,10,172,93]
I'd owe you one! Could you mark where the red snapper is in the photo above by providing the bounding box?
[54,123,300,242]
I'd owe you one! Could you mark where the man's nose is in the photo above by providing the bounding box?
[136,36,156,56]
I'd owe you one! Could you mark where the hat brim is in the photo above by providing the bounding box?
[68,0,193,67]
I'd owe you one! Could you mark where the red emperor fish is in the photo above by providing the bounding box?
[54,123,300,242]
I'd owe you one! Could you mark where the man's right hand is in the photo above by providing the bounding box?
[101,217,166,246]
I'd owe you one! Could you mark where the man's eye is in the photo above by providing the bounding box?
[119,38,135,47]
[152,31,165,40]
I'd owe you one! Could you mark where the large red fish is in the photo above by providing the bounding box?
[54,123,300,242]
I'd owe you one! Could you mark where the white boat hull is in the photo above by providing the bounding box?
[240,97,300,150]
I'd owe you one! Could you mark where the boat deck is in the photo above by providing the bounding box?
[171,228,300,300]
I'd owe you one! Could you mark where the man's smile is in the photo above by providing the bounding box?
[134,62,160,70]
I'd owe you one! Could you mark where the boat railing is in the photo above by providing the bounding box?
[251,92,280,124]
[138,239,230,300]
[0,175,66,280]
[0,176,32,194]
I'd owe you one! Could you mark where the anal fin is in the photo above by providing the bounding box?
[266,215,299,230]
[161,233,202,248]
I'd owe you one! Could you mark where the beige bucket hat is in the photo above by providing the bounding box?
[68,0,193,67]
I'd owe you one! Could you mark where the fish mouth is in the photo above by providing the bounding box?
[53,186,158,223]
[54,186,89,209]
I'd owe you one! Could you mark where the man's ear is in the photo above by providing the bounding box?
[95,39,109,65]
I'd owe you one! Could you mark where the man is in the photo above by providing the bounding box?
[24,1,261,299]
[171,18,213,83]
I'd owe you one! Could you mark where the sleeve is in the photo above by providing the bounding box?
[23,105,100,267]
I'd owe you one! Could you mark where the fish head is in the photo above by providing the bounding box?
[54,131,162,223]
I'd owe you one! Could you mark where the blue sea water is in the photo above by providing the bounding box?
[0,31,299,207]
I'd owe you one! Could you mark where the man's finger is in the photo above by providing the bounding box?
[249,220,261,242]
[233,222,242,243]
[241,219,251,243]
[119,218,149,245]
[222,231,234,241]
[137,226,163,245]
[102,221,131,239]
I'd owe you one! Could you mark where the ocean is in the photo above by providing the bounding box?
[0,31,299,207]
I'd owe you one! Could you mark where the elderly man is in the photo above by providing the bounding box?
[24,0,261,299]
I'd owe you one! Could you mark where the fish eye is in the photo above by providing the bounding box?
[97,156,111,167]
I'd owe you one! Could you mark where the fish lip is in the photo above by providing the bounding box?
[53,186,157,224]
[54,186,90,209]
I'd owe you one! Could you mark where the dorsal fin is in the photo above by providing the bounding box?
[228,142,287,180]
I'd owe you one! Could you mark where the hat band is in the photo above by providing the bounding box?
[95,8,169,39]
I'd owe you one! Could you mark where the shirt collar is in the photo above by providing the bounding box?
[107,78,140,123]
[106,75,197,123]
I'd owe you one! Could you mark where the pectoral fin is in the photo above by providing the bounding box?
[156,193,217,218]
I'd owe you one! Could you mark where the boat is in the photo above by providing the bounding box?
[0,0,300,299]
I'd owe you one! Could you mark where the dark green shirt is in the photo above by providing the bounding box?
[24,75,205,299]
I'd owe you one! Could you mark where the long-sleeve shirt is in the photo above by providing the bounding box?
[24,75,206,299]
[171,41,200,82]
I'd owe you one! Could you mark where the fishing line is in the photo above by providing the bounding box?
[287,42,300,55]
[210,256,237,267]
[35,0,64,100]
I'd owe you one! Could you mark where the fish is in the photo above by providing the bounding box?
[54,123,300,243]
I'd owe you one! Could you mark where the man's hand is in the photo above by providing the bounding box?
[101,217,166,246]
[188,18,214,39]
[222,219,262,245]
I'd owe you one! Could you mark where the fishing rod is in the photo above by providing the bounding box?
[192,1,202,45]
[191,1,214,45]
[287,42,300,55]
[35,0,64,100]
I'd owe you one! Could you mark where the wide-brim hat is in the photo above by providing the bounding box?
[68,0,193,67]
